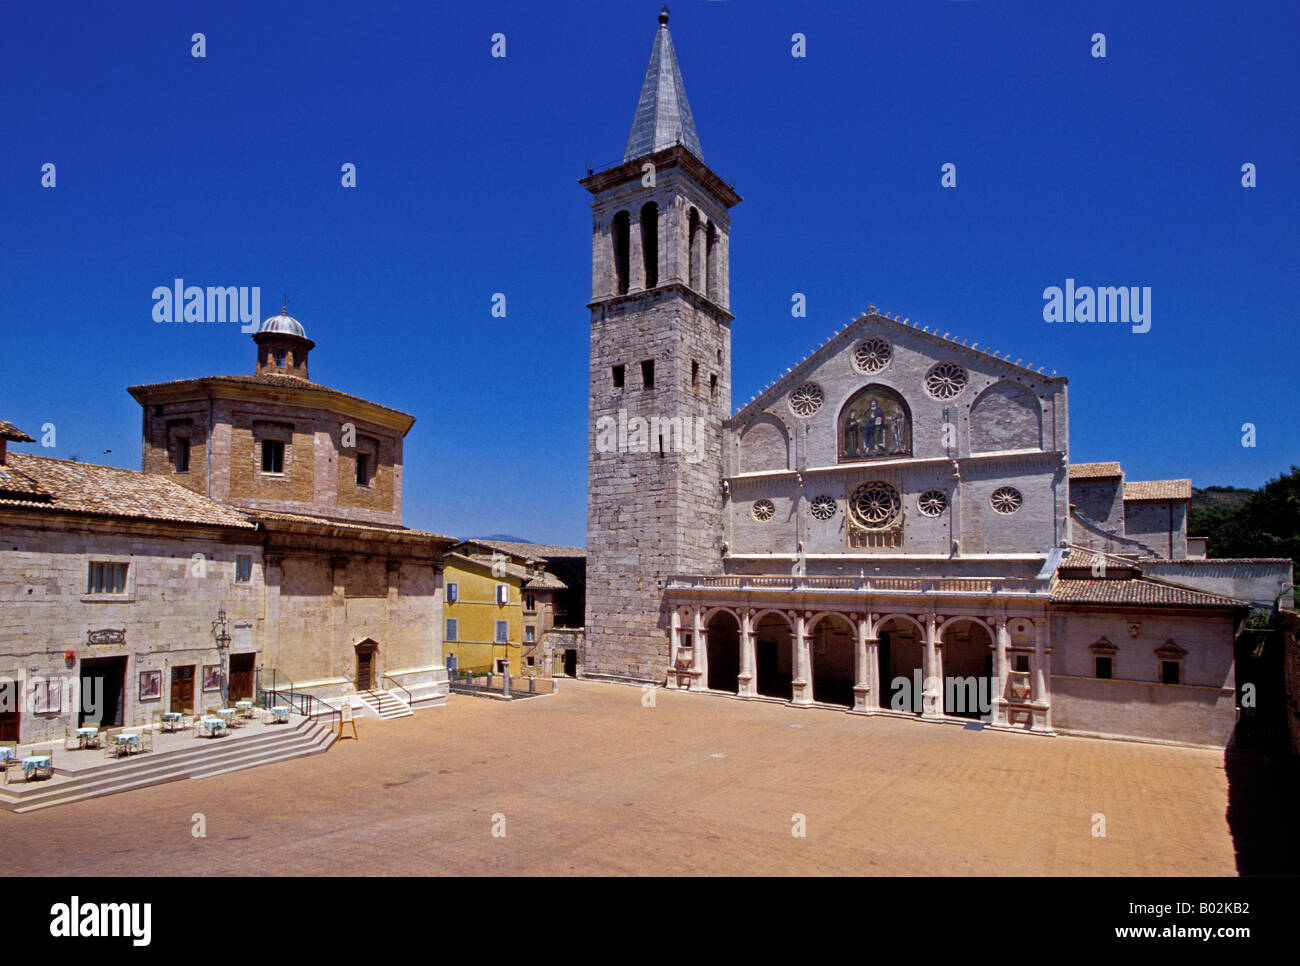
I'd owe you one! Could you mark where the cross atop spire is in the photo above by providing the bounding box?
[622,7,703,162]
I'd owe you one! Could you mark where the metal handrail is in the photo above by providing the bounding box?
[379,673,412,706]
[262,686,342,737]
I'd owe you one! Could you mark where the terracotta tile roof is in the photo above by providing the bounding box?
[1068,461,1122,479]
[1124,479,1192,501]
[463,539,587,560]
[0,454,253,528]
[1058,549,1141,573]
[524,572,568,590]
[0,421,35,443]
[127,374,415,422]
[242,508,455,543]
[1052,576,1247,609]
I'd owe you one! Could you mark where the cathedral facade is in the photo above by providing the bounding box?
[582,11,1290,747]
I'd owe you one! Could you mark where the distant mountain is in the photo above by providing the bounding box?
[1191,486,1254,513]
[474,534,534,543]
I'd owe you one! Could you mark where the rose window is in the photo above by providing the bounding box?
[752,499,776,522]
[848,482,901,529]
[990,486,1023,514]
[917,490,948,516]
[853,337,892,374]
[924,362,968,399]
[809,495,837,521]
[788,382,824,418]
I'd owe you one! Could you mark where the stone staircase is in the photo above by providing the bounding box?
[0,716,335,813]
[355,688,413,720]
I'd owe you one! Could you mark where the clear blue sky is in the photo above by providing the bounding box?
[3,1,1295,546]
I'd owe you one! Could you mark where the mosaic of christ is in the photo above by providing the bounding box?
[840,389,911,460]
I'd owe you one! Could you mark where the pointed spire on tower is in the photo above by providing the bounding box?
[623,7,703,162]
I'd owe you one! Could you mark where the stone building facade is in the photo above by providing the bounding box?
[0,311,455,746]
[582,11,1292,747]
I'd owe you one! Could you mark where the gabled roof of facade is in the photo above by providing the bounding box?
[1068,461,1123,479]
[623,12,703,162]
[241,508,455,544]
[1124,479,1192,501]
[0,453,253,529]
[731,310,1068,425]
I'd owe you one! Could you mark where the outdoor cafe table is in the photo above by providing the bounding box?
[216,708,238,722]
[270,704,292,724]
[22,755,52,779]
[235,700,254,717]
[0,748,15,764]
[160,712,183,732]
[112,732,140,756]
[75,726,99,748]
[198,717,228,737]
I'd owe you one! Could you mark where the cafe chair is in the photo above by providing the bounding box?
[64,726,81,752]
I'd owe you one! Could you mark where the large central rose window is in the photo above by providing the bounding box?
[849,482,901,529]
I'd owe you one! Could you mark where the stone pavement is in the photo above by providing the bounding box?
[0,680,1249,875]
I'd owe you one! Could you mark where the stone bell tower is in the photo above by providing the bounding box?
[581,7,741,682]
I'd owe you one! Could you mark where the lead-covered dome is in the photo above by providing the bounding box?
[259,307,307,338]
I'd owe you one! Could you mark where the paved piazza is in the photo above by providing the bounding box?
[0,681,1250,875]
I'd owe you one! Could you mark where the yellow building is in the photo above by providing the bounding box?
[442,552,526,676]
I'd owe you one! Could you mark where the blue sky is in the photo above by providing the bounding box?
[2,1,1295,546]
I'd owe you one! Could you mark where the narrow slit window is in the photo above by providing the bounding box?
[261,439,285,474]
[612,364,625,390]
[641,360,655,389]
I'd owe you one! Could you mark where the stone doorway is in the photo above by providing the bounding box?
[170,665,195,714]
[228,653,256,702]
[355,640,378,691]
[80,656,126,727]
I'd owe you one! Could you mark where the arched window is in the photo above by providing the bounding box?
[838,385,911,462]
[612,210,630,295]
[640,202,658,288]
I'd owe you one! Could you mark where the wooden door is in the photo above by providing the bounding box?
[228,654,255,701]
[171,666,195,713]
[356,650,374,690]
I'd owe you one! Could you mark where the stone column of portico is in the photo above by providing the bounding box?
[992,617,1010,726]
[668,608,682,689]
[792,611,812,706]
[688,608,705,692]
[696,614,710,690]
[922,613,942,718]
[737,609,757,697]
[1034,620,1052,729]
[852,613,876,712]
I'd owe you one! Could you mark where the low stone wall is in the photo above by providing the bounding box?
[1051,674,1236,747]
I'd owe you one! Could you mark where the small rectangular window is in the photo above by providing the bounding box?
[496,584,509,606]
[527,656,535,667]
[1161,661,1181,685]
[612,364,625,390]
[446,582,458,603]
[641,360,655,389]
[710,373,718,401]
[87,562,128,595]
[1094,656,1112,680]
[524,593,536,613]
[495,620,509,644]
[1014,655,1030,673]
[355,453,371,487]
[525,626,536,643]
[445,618,458,641]
[175,436,190,473]
[261,439,284,474]
[691,359,699,389]
[234,554,253,584]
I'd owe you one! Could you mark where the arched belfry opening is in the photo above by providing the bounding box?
[705,220,717,301]
[640,202,659,287]
[612,210,631,295]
